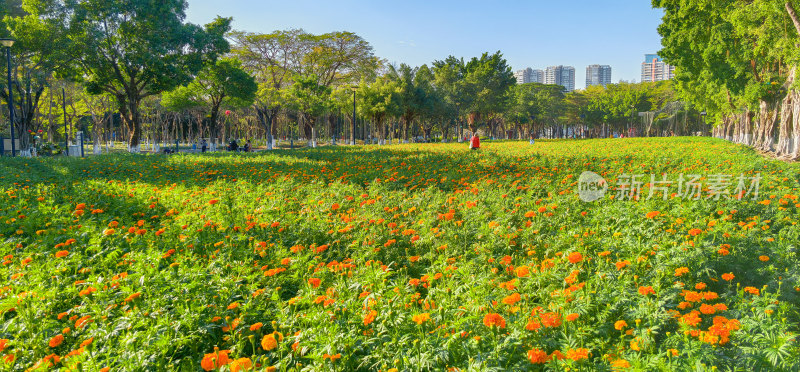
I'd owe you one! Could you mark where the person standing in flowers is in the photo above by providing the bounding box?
[469,133,480,150]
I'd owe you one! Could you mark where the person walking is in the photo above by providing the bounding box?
[469,133,480,151]
[201,139,207,153]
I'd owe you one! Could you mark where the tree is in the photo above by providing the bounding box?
[162,58,256,144]
[231,29,305,149]
[357,76,399,145]
[432,56,468,140]
[388,64,426,142]
[69,0,230,151]
[654,0,800,157]
[285,74,331,147]
[232,29,380,148]
[461,51,515,132]
[1,0,76,153]
[508,83,565,139]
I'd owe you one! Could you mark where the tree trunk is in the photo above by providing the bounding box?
[776,90,794,156]
[755,100,779,152]
[792,89,800,160]
[467,112,480,132]
[118,93,142,151]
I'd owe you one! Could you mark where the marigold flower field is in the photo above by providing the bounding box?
[1,138,799,371]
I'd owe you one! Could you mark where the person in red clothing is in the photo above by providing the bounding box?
[469,133,480,150]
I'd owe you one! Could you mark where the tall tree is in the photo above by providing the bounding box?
[1,0,76,153]
[285,74,331,147]
[69,0,230,151]
[162,57,256,144]
[461,51,515,132]
[388,64,426,142]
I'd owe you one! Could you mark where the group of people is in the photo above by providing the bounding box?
[190,139,252,153]
[226,139,252,152]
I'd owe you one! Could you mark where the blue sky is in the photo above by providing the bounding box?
[186,0,664,90]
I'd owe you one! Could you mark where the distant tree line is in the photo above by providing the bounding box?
[0,0,701,154]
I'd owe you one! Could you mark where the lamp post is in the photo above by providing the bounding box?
[700,111,707,136]
[1,38,16,157]
[455,102,461,142]
[350,86,357,145]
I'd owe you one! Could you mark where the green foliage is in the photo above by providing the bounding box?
[0,138,798,370]
[285,74,331,123]
[461,51,515,124]
[67,0,231,146]
[162,58,256,120]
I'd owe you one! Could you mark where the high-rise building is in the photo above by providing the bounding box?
[545,65,575,92]
[530,69,544,84]
[641,54,676,82]
[514,68,531,84]
[586,65,612,87]
[515,68,545,84]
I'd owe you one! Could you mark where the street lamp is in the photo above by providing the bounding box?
[1,38,16,157]
[350,86,357,145]
[700,111,707,136]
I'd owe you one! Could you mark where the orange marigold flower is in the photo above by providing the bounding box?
[721,273,735,281]
[540,312,561,328]
[483,313,506,329]
[688,228,703,236]
[201,349,231,371]
[645,211,660,219]
[308,278,321,288]
[550,350,566,360]
[230,358,253,372]
[502,293,521,306]
[699,304,716,315]
[527,348,550,364]
[680,311,702,327]
[565,348,589,361]
[249,322,263,331]
[227,302,240,310]
[412,313,431,325]
[363,310,378,326]
[565,313,579,322]
[744,286,760,295]
[758,255,769,262]
[209,199,219,205]
[515,266,530,277]
[638,286,655,296]
[55,250,69,258]
[611,359,631,369]
[567,252,583,264]
[261,334,278,351]
[48,334,64,348]
[674,267,689,277]
[614,320,628,331]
